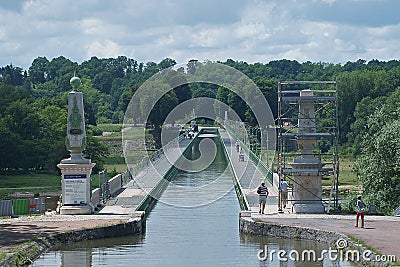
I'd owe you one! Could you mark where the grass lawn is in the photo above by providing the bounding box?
[321,157,358,186]
[337,157,358,185]
[96,126,150,142]
[122,127,150,139]
[104,164,130,174]
[0,171,110,199]
[0,173,60,188]
[97,123,123,132]
[321,156,361,198]
[96,133,122,141]
[0,173,61,199]
[100,125,152,171]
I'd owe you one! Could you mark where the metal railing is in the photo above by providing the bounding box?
[125,131,188,183]
[224,121,274,185]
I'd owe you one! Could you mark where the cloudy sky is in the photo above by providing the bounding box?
[1,0,400,69]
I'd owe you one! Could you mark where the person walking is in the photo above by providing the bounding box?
[280,179,289,208]
[355,195,365,228]
[239,148,244,161]
[257,182,269,214]
[235,140,240,152]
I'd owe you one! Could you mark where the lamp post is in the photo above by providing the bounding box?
[278,153,283,213]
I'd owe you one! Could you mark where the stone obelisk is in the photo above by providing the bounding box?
[290,90,325,213]
[57,76,95,215]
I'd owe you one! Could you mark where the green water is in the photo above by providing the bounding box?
[32,136,351,266]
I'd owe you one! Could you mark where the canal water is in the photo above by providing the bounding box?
[32,136,351,266]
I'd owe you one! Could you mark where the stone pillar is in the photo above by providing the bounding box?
[291,90,325,213]
[57,76,95,215]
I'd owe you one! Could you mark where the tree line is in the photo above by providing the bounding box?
[1,56,399,213]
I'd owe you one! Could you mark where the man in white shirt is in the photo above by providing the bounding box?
[280,179,288,208]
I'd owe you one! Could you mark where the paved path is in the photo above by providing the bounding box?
[220,130,279,208]
[100,137,194,214]
[253,209,400,261]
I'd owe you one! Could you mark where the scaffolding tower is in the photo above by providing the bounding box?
[277,80,339,213]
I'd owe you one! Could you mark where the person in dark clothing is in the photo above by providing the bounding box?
[257,182,269,214]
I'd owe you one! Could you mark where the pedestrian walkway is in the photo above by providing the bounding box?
[252,212,400,261]
[100,137,194,215]
[220,130,279,211]
[223,127,400,261]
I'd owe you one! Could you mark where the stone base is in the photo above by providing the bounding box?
[293,202,325,214]
[60,205,93,215]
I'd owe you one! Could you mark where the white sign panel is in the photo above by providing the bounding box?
[64,174,87,205]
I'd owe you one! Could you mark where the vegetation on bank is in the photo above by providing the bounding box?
[0,57,399,214]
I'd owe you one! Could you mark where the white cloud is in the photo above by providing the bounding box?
[86,40,123,59]
[155,34,175,47]
[190,27,230,48]
[81,18,103,35]
[318,0,336,5]
[234,22,269,39]
[0,0,400,68]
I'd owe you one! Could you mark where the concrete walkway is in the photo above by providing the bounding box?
[220,130,279,209]
[221,129,399,261]
[99,137,194,215]
[252,208,400,261]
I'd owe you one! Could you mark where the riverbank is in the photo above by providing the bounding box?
[239,208,400,266]
[0,212,145,266]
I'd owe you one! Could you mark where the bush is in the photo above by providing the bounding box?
[92,127,103,136]
[107,167,119,178]
[340,191,360,214]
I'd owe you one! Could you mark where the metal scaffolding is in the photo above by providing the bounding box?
[277,80,339,213]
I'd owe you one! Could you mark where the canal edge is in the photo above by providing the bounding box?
[219,130,250,211]
[238,216,395,266]
[0,212,145,267]
[134,129,200,215]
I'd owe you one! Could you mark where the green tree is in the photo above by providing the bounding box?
[354,89,400,214]
[158,58,176,71]
[93,71,113,94]
[29,56,49,84]
[161,69,192,104]
[136,79,178,147]
[337,69,395,143]
[252,77,278,118]
[0,119,23,171]
[215,86,229,118]
[349,96,386,156]
[84,135,109,173]
[0,64,25,86]
[192,87,216,99]
[35,104,68,170]
[354,117,400,215]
